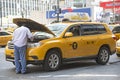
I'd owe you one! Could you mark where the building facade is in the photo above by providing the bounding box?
[1,0,117,26]
[0,0,41,18]
[0,0,103,18]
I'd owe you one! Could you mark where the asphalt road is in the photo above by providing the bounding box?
[0,47,120,80]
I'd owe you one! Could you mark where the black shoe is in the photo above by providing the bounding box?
[16,71,21,74]
[21,71,27,74]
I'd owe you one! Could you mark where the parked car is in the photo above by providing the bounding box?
[6,27,16,33]
[112,25,120,40]
[5,18,116,71]
[0,31,12,47]
[116,39,120,57]
[108,24,120,40]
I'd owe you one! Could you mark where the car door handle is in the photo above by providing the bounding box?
[87,41,94,44]
[91,41,94,44]
[87,42,90,44]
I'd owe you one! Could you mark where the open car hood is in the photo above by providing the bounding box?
[13,18,55,36]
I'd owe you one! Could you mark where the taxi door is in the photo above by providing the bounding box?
[61,25,84,58]
[79,35,98,56]
[79,24,99,56]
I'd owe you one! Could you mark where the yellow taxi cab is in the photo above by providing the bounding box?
[0,31,12,47]
[108,24,120,40]
[6,27,16,33]
[5,18,116,71]
[112,25,120,40]
[116,39,120,57]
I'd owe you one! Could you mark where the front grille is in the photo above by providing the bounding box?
[6,55,14,59]
[8,41,14,49]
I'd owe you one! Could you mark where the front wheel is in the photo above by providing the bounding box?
[43,49,62,71]
[96,47,110,65]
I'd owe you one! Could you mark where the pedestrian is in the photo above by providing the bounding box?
[12,23,33,74]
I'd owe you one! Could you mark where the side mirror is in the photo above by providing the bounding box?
[64,32,73,37]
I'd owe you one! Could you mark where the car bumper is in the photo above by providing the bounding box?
[116,47,120,57]
[6,55,44,65]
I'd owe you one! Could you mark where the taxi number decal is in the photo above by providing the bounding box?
[72,42,78,49]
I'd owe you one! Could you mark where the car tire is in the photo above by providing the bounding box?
[43,49,62,71]
[96,47,110,65]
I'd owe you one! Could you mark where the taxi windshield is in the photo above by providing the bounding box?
[46,24,68,36]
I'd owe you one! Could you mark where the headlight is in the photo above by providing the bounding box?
[7,41,11,45]
[116,41,120,47]
[27,42,41,48]
[7,41,14,49]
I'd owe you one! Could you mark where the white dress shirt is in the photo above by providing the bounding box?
[12,26,33,47]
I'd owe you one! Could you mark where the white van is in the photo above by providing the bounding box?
[63,12,91,21]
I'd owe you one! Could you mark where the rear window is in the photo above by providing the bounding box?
[97,24,107,34]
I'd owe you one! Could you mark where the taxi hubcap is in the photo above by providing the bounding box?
[48,54,59,69]
[100,49,108,62]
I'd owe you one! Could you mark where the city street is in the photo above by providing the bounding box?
[0,47,120,80]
